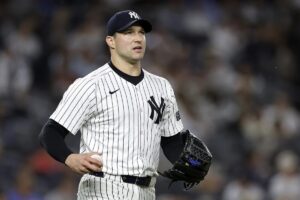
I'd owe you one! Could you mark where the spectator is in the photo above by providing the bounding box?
[6,164,42,200]
[44,173,77,200]
[261,92,300,138]
[269,150,300,200]
[0,1,299,199]
[222,171,265,200]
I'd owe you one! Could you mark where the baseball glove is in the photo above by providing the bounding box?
[160,130,212,190]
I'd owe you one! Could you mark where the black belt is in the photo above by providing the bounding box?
[90,172,152,187]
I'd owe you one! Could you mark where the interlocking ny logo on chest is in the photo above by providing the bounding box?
[147,96,166,124]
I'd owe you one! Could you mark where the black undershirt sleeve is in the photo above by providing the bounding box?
[38,119,73,164]
[161,132,185,164]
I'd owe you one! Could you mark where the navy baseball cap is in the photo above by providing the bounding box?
[106,10,152,36]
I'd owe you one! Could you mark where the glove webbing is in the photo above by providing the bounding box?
[158,170,199,190]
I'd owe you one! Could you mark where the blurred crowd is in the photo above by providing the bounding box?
[1,0,300,200]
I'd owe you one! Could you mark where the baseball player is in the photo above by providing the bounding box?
[39,10,187,200]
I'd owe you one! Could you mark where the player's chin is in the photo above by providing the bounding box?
[130,54,144,62]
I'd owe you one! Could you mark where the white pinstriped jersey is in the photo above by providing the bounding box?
[50,62,183,177]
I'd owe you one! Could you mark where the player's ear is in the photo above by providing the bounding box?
[106,36,115,49]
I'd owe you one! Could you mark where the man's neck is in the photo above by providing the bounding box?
[111,56,141,76]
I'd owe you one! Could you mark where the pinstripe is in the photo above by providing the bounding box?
[164,80,176,133]
[114,75,125,175]
[150,74,163,159]
[124,80,138,173]
[130,184,134,200]
[145,74,161,166]
[116,175,120,199]
[115,76,128,175]
[135,86,145,166]
[51,63,183,199]
[90,111,97,155]
[94,82,101,156]
[104,179,108,200]
[150,76,162,167]
[166,80,182,135]
[92,176,96,199]
[67,89,95,130]
[87,178,91,199]
[107,74,116,176]
[137,83,146,165]
[142,76,155,165]
[97,79,106,162]
[151,75,163,162]
[55,79,94,126]
[126,184,130,199]
[100,77,110,173]
[127,81,138,173]
[60,78,92,110]
[53,66,110,128]
[133,87,143,170]
[116,77,129,174]
[110,176,114,200]
[109,73,120,174]
[98,176,103,199]
[140,188,142,200]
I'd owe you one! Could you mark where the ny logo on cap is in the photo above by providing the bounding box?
[128,11,140,19]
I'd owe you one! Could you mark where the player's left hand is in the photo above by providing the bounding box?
[65,152,103,174]
[160,130,212,190]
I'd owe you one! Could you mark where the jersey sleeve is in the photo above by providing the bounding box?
[50,77,96,135]
[161,80,184,137]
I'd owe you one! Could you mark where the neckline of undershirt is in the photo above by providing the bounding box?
[108,61,144,85]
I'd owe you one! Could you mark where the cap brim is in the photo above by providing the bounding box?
[117,19,152,33]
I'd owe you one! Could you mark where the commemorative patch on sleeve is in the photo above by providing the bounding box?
[176,111,181,121]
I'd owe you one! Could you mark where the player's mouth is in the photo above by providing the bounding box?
[133,46,143,53]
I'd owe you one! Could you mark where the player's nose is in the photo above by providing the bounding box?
[133,34,143,43]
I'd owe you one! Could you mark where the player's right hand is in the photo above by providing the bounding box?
[65,152,103,174]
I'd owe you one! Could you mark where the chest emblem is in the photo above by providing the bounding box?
[147,96,166,124]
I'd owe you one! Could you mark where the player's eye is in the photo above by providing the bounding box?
[123,29,133,34]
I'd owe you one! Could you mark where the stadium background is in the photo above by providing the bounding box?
[0,0,300,199]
